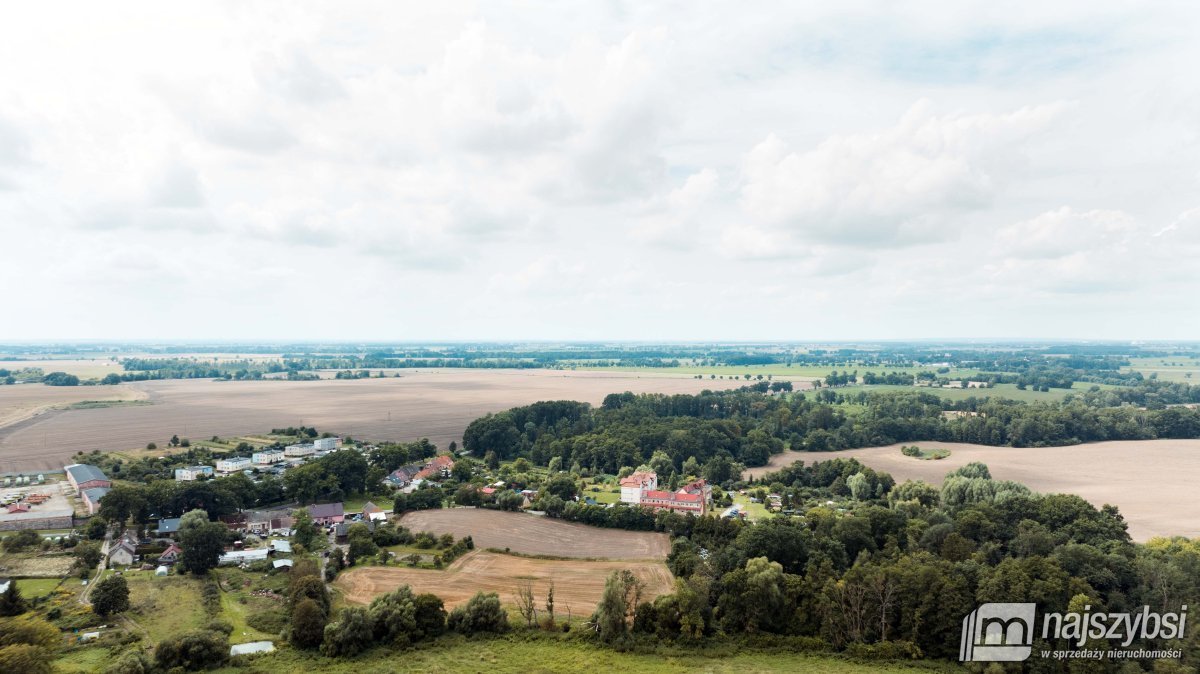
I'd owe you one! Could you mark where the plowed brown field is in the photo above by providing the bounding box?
[335,550,674,614]
[0,369,729,472]
[399,509,670,559]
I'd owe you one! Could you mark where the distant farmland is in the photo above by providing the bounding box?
[0,369,731,472]
[747,439,1200,542]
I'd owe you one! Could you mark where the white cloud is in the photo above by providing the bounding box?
[738,100,1067,247]
[0,3,1199,340]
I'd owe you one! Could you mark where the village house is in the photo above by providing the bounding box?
[360,502,386,522]
[619,472,712,515]
[174,465,213,481]
[64,464,111,491]
[156,517,182,537]
[966,380,989,388]
[308,502,344,526]
[415,454,455,481]
[107,532,138,566]
[235,509,295,535]
[215,457,252,473]
[158,542,182,564]
[385,465,421,488]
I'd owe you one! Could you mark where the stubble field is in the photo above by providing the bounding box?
[399,509,672,559]
[336,549,674,614]
[0,369,730,472]
[746,439,1200,542]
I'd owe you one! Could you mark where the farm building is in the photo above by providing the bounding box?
[308,502,344,525]
[64,464,111,491]
[218,548,270,566]
[81,487,110,515]
[215,457,252,473]
[252,449,285,465]
[0,484,75,531]
[174,465,214,481]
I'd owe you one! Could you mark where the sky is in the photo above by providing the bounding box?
[1,2,1198,342]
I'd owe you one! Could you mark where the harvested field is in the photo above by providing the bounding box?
[746,439,1200,542]
[0,383,145,430]
[0,369,731,473]
[336,549,673,614]
[399,509,671,560]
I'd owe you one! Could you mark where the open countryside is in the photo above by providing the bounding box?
[0,370,731,472]
[746,439,1200,541]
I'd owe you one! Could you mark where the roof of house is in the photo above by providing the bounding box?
[82,487,111,503]
[272,559,293,569]
[6,502,29,513]
[428,455,455,468]
[620,471,657,487]
[65,463,108,484]
[361,501,382,514]
[161,543,182,556]
[157,517,182,534]
[270,540,292,553]
[308,502,344,518]
[480,487,496,495]
[218,548,270,564]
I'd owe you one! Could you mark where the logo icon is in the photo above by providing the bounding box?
[960,603,1037,662]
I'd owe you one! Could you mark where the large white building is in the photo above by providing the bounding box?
[174,466,213,481]
[283,443,316,458]
[215,457,252,473]
[619,471,658,504]
[252,449,284,465]
[314,437,341,451]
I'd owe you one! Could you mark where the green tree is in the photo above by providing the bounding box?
[91,574,130,616]
[291,509,320,550]
[74,540,103,570]
[321,607,374,657]
[447,592,508,634]
[154,629,229,670]
[0,582,28,616]
[288,598,327,649]
[178,510,226,575]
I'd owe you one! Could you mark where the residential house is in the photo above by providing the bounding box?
[80,487,110,515]
[174,466,213,481]
[107,533,138,566]
[966,381,989,388]
[64,464,111,491]
[360,502,386,522]
[385,465,421,488]
[215,457,252,473]
[308,502,344,526]
[159,542,182,564]
[156,517,182,537]
[619,471,658,504]
[414,455,455,481]
[239,509,295,535]
[252,449,285,465]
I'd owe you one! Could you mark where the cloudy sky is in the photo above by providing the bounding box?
[1,2,1198,341]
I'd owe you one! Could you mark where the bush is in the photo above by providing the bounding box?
[246,607,287,635]
[154,629,229,671]
[1,529,40,552]
[447,592,508,634]
[321,607,373,657]
[843,640,922,660]
[104,649,153,674]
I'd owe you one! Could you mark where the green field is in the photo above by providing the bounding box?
[121,571,211,643]
[1125,356,1200,383]
[732,493,771,521]
[15,576,64,597]
[216,634,953,674]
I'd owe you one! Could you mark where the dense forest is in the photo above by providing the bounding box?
[463,384,1200,475]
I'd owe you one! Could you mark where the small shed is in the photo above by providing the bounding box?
[272,559,293,570]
